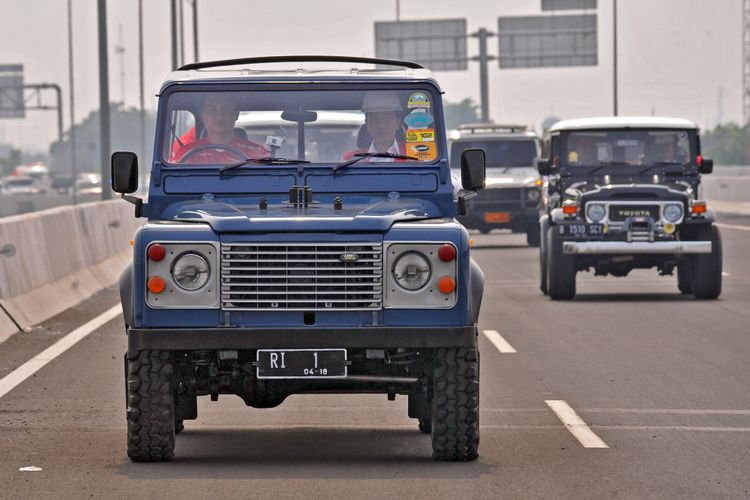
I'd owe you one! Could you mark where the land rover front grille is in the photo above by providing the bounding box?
[220,243,383,310]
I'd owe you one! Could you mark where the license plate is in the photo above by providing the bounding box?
[484,211,511,223]
[558,223,605,238]
[256,349,347,379]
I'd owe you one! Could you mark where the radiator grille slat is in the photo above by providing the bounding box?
[221,243,383,311]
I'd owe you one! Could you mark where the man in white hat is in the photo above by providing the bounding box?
[343,91,406,161]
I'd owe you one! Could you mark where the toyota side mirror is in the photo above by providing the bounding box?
[460,148,486,191]
[111,152,139,194]
[698,157,714,174]
[535,157,551,176]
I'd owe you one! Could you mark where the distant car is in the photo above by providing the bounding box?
[537,116,721,300]
[449,123,542,245]
[1,175,43,195]
[75,173,103,195]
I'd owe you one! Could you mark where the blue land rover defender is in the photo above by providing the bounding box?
[112,56,485,462]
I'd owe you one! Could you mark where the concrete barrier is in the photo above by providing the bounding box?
[0,200,139,343]
[0,193,102,218]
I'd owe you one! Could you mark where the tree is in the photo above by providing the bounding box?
[49,103,156,173]
[443,98,480,130]
[702,123,750,165]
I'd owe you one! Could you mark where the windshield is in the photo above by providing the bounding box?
[450,139,536,168]
[564,130,695,167]
[161,88,441,166]
[7,178,34,187]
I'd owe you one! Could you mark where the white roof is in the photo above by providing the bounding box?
[549,116,698,132]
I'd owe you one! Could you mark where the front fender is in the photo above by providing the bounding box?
[119,262,134,327]
[468,257,484,325]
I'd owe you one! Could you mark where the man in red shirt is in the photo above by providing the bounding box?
[171,93,267,163]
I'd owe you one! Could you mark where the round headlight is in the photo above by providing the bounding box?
[663,203,683,222]
[526,189,541,202]
[171,253,210,291]
[392,251,431,291]
[586,203,606,223]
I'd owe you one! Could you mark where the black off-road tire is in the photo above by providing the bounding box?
[431,348,479,461]
[526,223,541,247]
[418,417,432,434]
[547,227,577,300]
[126,350,176,462]
[692,225,722,300]
[677,259,694,294]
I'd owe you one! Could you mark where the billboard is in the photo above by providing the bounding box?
[498,14,597,68]
[542,0,597,10]
[0,64,24,119]
[374,19,468,71]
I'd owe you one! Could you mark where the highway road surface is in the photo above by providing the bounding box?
[1,216,749,499]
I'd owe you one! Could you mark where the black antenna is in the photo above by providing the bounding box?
[178,55,423,71]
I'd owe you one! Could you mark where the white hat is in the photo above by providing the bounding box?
[361,91,403,113]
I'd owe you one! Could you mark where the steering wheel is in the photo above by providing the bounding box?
[177,143,248,163]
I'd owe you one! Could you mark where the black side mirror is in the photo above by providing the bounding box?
[460,148,485,191]
[111,152,139,194]
[698,157,714,174]
[535,157,551,176]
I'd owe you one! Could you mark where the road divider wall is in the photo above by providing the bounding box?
[0,200,139,343]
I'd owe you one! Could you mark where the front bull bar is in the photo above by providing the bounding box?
[563,240,712,255]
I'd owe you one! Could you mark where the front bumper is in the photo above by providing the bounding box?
[563,240,712,255]
[128,326,477,350]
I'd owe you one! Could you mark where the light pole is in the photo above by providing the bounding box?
[67,0,77,204]
[98,0,111,200]
[613,0,618,116]
[138,0,147,192]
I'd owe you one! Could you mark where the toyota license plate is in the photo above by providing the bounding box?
[558,223,605,238]
[256,349,347,379]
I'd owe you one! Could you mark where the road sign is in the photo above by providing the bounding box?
[498,14,597,68]
[374,19,468,71]
[542,0,597,10]
[0,64,25,118]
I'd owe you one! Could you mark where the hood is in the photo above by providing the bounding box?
[161,196,442,232]
[484,167,538,189]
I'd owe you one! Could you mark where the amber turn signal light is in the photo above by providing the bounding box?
[691,202,707,214]
[147,276,166,294]
[437,276,456,294]
[562,205,578,215]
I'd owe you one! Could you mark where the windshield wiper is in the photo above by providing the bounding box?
[220,156,310,174]
[332,152,418,172]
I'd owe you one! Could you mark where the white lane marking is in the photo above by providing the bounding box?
[716,223,750,232]
[545,400,609,449]
[591,425,750,432]
[721,272,730,277]
[581,408,750,415]
[0,305,122,400]
[482,330,517,353]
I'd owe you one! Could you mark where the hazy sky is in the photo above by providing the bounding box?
[0,0,743,152]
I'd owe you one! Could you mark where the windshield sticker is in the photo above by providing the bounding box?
[406,128,435,143]
[568,151,580,163]
[404,109,434,129]
[407,92,431,109]
[406,142,437,161]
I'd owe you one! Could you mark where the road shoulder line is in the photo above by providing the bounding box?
[0,305,121,400]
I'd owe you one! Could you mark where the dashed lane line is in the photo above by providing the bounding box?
[0,305,122,400]
[545,400,609,449]
[482,330,517,353]
[716,222,750,232]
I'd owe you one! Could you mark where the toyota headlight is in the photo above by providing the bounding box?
[586,203,606,223]
[171,252,210,290]
[392,251,431,291]
[663,203,683,223]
